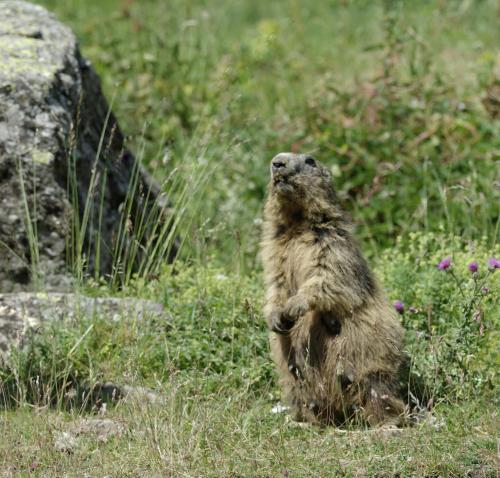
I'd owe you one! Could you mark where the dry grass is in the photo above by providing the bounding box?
[1,389,498,477]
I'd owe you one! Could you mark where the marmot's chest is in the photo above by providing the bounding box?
[278,233,317,293]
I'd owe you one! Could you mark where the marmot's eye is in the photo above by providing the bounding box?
[305,156,316,167]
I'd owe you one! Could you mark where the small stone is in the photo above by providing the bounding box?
[271,403,290,414]
[72,418,125,443]
[53,431,76,453]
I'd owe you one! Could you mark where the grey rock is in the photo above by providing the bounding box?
[90,381,165,405]
[53,431,77,454]
[0,1,176,292]
[71,417,125,442]
[53,418,124,453]
[0,292,166,356]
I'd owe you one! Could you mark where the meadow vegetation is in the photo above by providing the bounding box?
[1,0,498,476]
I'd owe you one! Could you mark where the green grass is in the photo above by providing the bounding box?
[32,0,500,268]
[1,0,499,475]
[1,397,498,477]
[1,239,498,475]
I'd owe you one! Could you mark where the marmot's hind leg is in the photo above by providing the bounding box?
[270,334,308,420]
[358,373,406,427]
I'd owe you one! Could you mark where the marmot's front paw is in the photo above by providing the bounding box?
[283,294,309,320]
[269,311,295,335]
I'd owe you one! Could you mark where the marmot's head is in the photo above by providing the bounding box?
[269,152,334,205]
[265,152,347,226]
[266,152,342,224]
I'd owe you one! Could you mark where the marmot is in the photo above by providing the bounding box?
[261,152,406,427]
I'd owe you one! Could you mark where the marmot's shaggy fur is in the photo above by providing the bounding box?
[261,153,406,426]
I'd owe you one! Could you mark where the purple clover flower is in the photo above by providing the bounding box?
[393,300,404,314]
[438,257,452,270]
[468,261,478,273]
[488,257,500,270]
